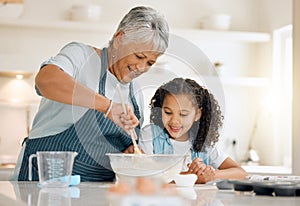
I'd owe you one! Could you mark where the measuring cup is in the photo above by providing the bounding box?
[28,151,78,188]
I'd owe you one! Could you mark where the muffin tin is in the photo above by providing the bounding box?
[229,179,300,196]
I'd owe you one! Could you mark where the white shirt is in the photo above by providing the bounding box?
[170,138,192,171]
[139,124,228,169]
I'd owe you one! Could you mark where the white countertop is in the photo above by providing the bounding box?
[242,165,292,175]
[0,181,299,206]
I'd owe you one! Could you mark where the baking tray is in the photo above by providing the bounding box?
[228,180,300,196]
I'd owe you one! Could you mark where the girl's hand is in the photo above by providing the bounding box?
[188,158,207,175]
[196,165,215,184]
[188,158,216,184]
[107,102,139,134]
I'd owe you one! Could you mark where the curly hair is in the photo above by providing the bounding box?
[149,78,223,152]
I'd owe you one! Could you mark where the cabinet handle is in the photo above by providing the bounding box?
[214,62,223,68]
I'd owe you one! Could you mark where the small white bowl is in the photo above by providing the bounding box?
[173,174,198,187]
[201,14,231,30]
[69,4,101,22]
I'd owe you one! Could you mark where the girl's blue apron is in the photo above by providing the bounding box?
[18,48,141,182]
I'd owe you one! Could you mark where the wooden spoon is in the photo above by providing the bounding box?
[116,85,142,154]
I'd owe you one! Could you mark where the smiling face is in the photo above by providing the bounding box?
[162,94,202,141]
[109,32,161,83]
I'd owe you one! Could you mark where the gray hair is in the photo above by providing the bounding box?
[109,6,169,53]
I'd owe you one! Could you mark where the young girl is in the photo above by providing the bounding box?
[139,78,247,183]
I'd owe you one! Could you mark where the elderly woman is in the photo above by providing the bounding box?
[12,6,169,182]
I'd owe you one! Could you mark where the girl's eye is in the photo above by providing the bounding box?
[181,114,188,117]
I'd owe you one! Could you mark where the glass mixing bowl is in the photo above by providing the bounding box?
[106,153,187,183]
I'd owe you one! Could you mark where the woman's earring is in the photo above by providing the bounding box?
[111,47,116,59]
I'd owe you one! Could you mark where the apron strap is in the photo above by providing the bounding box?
[100,47,141,122]
[99,47,108,96]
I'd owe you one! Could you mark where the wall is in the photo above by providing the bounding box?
[0,76,39,163]
[258,0,293,31]
[82,0,292,32]
[0,0,293,166]
[88,0,261,31]
[293,0,300,175]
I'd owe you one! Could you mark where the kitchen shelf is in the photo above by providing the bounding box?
[220,76,270,87]
[187,75,270,88]
[0,18,116,32]
[0,18,271,42]
[171,28,271,43]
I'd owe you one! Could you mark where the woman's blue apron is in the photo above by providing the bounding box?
[18,48,141,182]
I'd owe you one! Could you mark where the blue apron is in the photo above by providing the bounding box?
[18,48,141,182]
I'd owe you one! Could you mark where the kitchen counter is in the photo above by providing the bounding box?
[242,165,292,175]
[0,181,299,206]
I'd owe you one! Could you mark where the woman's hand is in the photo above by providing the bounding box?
[123,145,145,154]
[107,102,139,134]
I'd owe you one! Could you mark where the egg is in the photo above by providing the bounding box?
[108,182,131,194]
[136,177,156,195]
